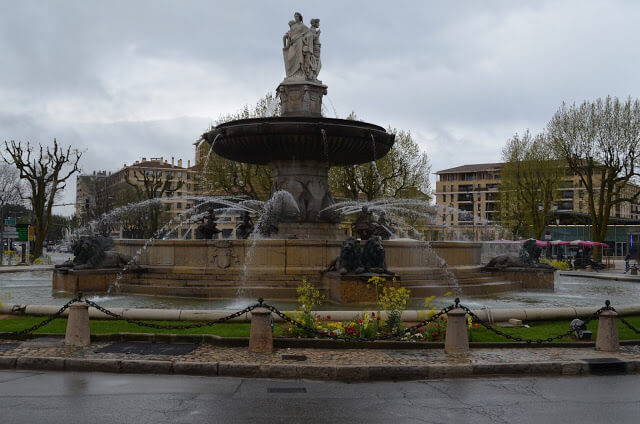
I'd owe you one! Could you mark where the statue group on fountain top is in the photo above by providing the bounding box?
[195,207,221,240]
[282,12,322,82]
[352,207,393,241]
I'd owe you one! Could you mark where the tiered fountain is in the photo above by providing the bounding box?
[53,13,551,303]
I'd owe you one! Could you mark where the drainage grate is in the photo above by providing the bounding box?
[281,354,307,361]
[96,342,198,356]
[0,343,19,352]
[581,357,627,374]
[267,387,307,394]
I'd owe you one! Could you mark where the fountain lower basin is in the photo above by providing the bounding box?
[52,240,554,302]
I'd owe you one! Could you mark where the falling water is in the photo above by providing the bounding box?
[320,128,329,162]
[237,190,300,297]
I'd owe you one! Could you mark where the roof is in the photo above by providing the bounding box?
[129,160,185,170]
[435,162,504,174]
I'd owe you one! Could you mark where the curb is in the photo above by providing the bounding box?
[1,355,639,381]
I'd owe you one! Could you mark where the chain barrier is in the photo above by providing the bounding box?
[0,298,76,339]
[605,302,640,335]
[0,294,629,344]
[83,298,261,330]
[459,298,613,344]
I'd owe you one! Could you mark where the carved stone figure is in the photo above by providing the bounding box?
[55,235,135,270]
[327,237,365,274]
[362,237,393,274]
[374,211,392,240]
[481,239,554,271]
[353,206,378,240]
[195,207,221,240]
[282,12,322,82]
[235,211,254,240]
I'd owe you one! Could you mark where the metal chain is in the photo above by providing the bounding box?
[84,299,260,330]
[605,302,640,335]
[457,298,612,344]
[0,299,76,338]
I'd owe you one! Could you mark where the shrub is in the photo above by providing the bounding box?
[540,258,570,270]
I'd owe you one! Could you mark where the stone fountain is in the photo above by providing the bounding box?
[53,13,552,303]
[202,13,393,240]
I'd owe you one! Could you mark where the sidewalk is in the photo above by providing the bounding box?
[0,265,53,273]
[1,336,639,381]
[560,270,640,282]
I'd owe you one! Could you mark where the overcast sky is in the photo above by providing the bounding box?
[1,1,639,215]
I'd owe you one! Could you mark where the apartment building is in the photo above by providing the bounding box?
[435,162,640,235]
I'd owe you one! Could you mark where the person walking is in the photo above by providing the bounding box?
[625,253,631,274]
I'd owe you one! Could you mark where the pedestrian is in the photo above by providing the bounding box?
[625,253,631,274]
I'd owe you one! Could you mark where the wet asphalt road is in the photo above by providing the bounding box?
[0,371,639,423]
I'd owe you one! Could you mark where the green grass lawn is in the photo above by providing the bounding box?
[2,315,639,342]
[0,317,283,338]
[468,315,640,343]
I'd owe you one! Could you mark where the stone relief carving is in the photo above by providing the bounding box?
[210,241,240,269]
[282,12,322,82]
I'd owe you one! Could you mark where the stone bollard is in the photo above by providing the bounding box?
[595,308,619,352]
[65,302,91,347]
[444,306,469,355]
[249,307,273,353]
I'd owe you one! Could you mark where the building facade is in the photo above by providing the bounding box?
[434,162,640,243]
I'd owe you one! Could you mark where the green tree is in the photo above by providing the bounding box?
[328,120,431,201]
[499,130,564,239]
[547,96,640,259]
[2,139,82,258]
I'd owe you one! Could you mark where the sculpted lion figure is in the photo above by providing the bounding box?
[482,239,553,272]
[326,237,365,274]
[362,237,393,274]
[56,235,136,270]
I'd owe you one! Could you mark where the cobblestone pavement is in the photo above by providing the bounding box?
[2,338,639,366]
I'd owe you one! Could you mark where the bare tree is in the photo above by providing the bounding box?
[0,164,23,263]
[548,96,640,259]
[125,168,183,238]
[2,139,82,258]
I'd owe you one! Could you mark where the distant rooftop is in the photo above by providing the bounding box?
[435,162,503,174]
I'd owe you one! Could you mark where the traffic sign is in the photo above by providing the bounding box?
[4,218,15,227]
[16,224,28,242]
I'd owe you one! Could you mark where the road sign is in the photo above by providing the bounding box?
[4,219,15,227]
[16,224,28,242]
[544,230,552,241]
[28,226,34,241]
[3,226,17,238]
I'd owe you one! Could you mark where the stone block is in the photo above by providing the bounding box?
[444,308,469,355]
[336,365,369,381]
[218,362,260,377]
[120,360,173,374]
[173,361,218,376]
[249,308,273,353]
[296,365,337,380]
[0,356,17,369]
[65,302,91,347]
[596,310,619,352]
[17,356,65,371]
[258,364,298,379]
[64,358,122,373]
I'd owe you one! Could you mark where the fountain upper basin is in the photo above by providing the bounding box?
[203,117,395,166]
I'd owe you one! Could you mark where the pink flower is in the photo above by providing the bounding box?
[371,312,376,317]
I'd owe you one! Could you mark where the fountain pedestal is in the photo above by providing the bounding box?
[277,80,327,117]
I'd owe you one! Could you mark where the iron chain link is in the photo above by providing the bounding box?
[0,299,76,338]
[459,298,613,344]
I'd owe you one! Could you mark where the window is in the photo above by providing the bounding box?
[187,174,191,180]
[177,171,183,178]
[177,202,182,209]
[165,203,171,211]
[177,192,182,197]
[166,171,173,179]
[187,184,191,190]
